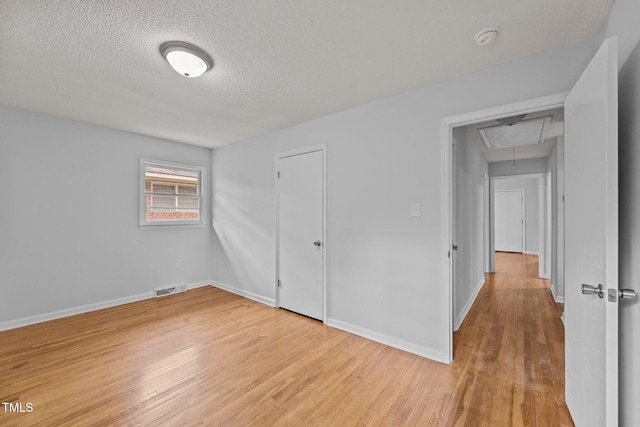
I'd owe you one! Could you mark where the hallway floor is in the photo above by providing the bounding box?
[451,252,573,425]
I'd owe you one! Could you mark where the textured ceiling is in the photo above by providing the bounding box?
[0,1,614,148]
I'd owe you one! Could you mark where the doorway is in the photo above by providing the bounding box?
[442,92,566,363]
[275,145,326,321]
[444,38,619,425]
[489,173,546,277]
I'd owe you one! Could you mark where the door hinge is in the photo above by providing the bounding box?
[277,171,280,179]
[278,279,282,287]
[448,251,451,259]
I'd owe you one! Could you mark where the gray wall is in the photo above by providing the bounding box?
[452,127,487,330]
[618,36,640,427]
[0,106,213,327]
[211,38,599,360]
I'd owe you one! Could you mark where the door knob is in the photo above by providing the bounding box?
[620,289,637,301]
[581,283,604,299]
[314,240,322,247]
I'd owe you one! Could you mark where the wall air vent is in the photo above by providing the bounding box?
[154,284,187,297]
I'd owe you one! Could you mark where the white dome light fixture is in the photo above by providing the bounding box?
[474,27,500,47]
[160,41,213,78]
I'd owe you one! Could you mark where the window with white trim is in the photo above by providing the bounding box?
[140,159,206,227]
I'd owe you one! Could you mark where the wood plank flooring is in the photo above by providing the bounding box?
[0,253,572,426]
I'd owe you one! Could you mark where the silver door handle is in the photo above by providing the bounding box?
[314,241,322,247]
[581,283,604,299]
[620,289,637,301]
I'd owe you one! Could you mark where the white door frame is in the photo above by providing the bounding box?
[440,92,567,363]
[545,169,553,280]
[275,144,327,322]
[489,173,545,277]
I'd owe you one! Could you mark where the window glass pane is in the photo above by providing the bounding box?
[142,160,204,225]
[178,197,199,208]
[152,195,175,208]
[152,183,176,194]
[177,184,198,195]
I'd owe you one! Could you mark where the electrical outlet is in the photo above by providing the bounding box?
[176,259,183,268]
[375,289,383,303]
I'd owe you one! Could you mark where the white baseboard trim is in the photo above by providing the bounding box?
[454,277,486,331]
[325,318,445,363]
[550,284,565,303]
[0,291,153,332]
[188,280,214,290]
[0,280,215,332]
[210,280,275,307]
[524,251,539,256]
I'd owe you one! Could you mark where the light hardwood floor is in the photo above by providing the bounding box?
[0,253,572,426]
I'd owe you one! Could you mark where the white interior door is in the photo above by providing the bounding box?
[564,37,618,426]
[494,190,524,253]
[277,148,324,320]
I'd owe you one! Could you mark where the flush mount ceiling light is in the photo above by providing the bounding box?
[474,27,500,47]
[160,41,213,78]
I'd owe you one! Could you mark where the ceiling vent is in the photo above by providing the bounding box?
[479,116,552,150]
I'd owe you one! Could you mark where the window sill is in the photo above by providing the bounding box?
[138,223,208,230]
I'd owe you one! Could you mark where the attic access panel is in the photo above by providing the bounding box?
[479,116,552,150]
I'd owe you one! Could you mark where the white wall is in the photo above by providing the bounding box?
[452,127,487,330]
[602,0,640,69]
[0,106,213,328]
[494,176,540,254]
[489,157,548,177]
[618,36,640,427]
[211,38,600,360]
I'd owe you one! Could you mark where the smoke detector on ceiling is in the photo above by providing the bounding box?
[474,27,500,47]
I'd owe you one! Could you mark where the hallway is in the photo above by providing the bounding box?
[451,252,573,425]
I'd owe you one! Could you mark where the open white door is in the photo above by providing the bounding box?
[564,37,618,426]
